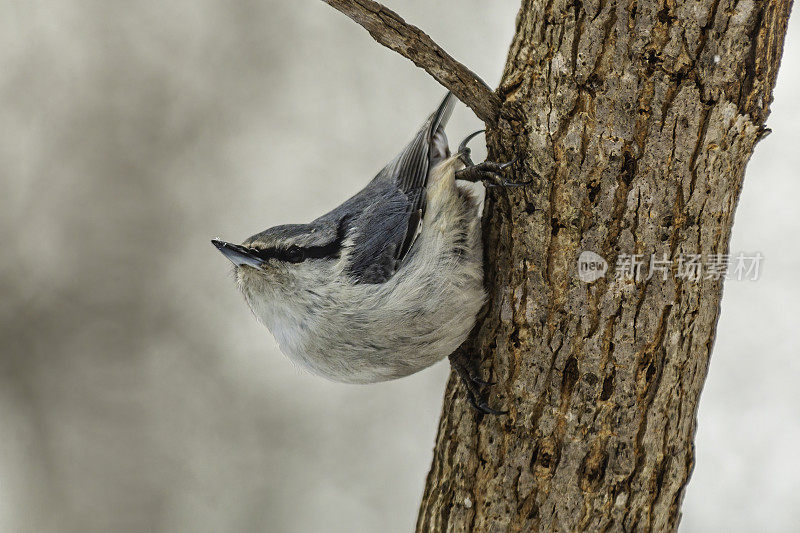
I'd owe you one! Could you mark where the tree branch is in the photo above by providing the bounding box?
[321,0,500,124]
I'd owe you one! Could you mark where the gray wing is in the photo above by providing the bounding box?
[327,92,455,284]
[379,91,455,218]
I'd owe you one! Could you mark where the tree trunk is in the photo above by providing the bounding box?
[417,0,792,531]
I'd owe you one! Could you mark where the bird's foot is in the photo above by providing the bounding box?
[456,159,527,188]
[448,349,506,416]
[455,130,530,189]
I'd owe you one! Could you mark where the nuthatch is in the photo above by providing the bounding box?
[213,93,520,413]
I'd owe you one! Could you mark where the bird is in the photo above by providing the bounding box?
[212,93,520,413]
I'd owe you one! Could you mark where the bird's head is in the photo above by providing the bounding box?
[212,220,346,301]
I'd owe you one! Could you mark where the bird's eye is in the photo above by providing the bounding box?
[285,246,305,263]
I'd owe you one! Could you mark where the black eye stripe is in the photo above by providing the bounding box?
[247,217,349,263]
[249,243,338,263]
[285,246,305,263]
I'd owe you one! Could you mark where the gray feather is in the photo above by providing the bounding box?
[240,93,456,285]
[331,92,455,284]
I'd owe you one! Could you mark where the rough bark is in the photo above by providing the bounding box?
[416,0,792,532]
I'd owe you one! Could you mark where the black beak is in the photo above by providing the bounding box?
[211,239,264,269]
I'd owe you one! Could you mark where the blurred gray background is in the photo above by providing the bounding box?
[0,2,797,532]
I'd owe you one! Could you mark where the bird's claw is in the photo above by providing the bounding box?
[497,157,518,170]
[467,394,509,416]
[470,376,496,386]
[455,158,528,189]
[485,180,528,189]
[449,349,506,416]
[454,131,525,189]
[457,129,486,168]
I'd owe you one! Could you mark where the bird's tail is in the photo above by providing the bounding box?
[428,92,456,166]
